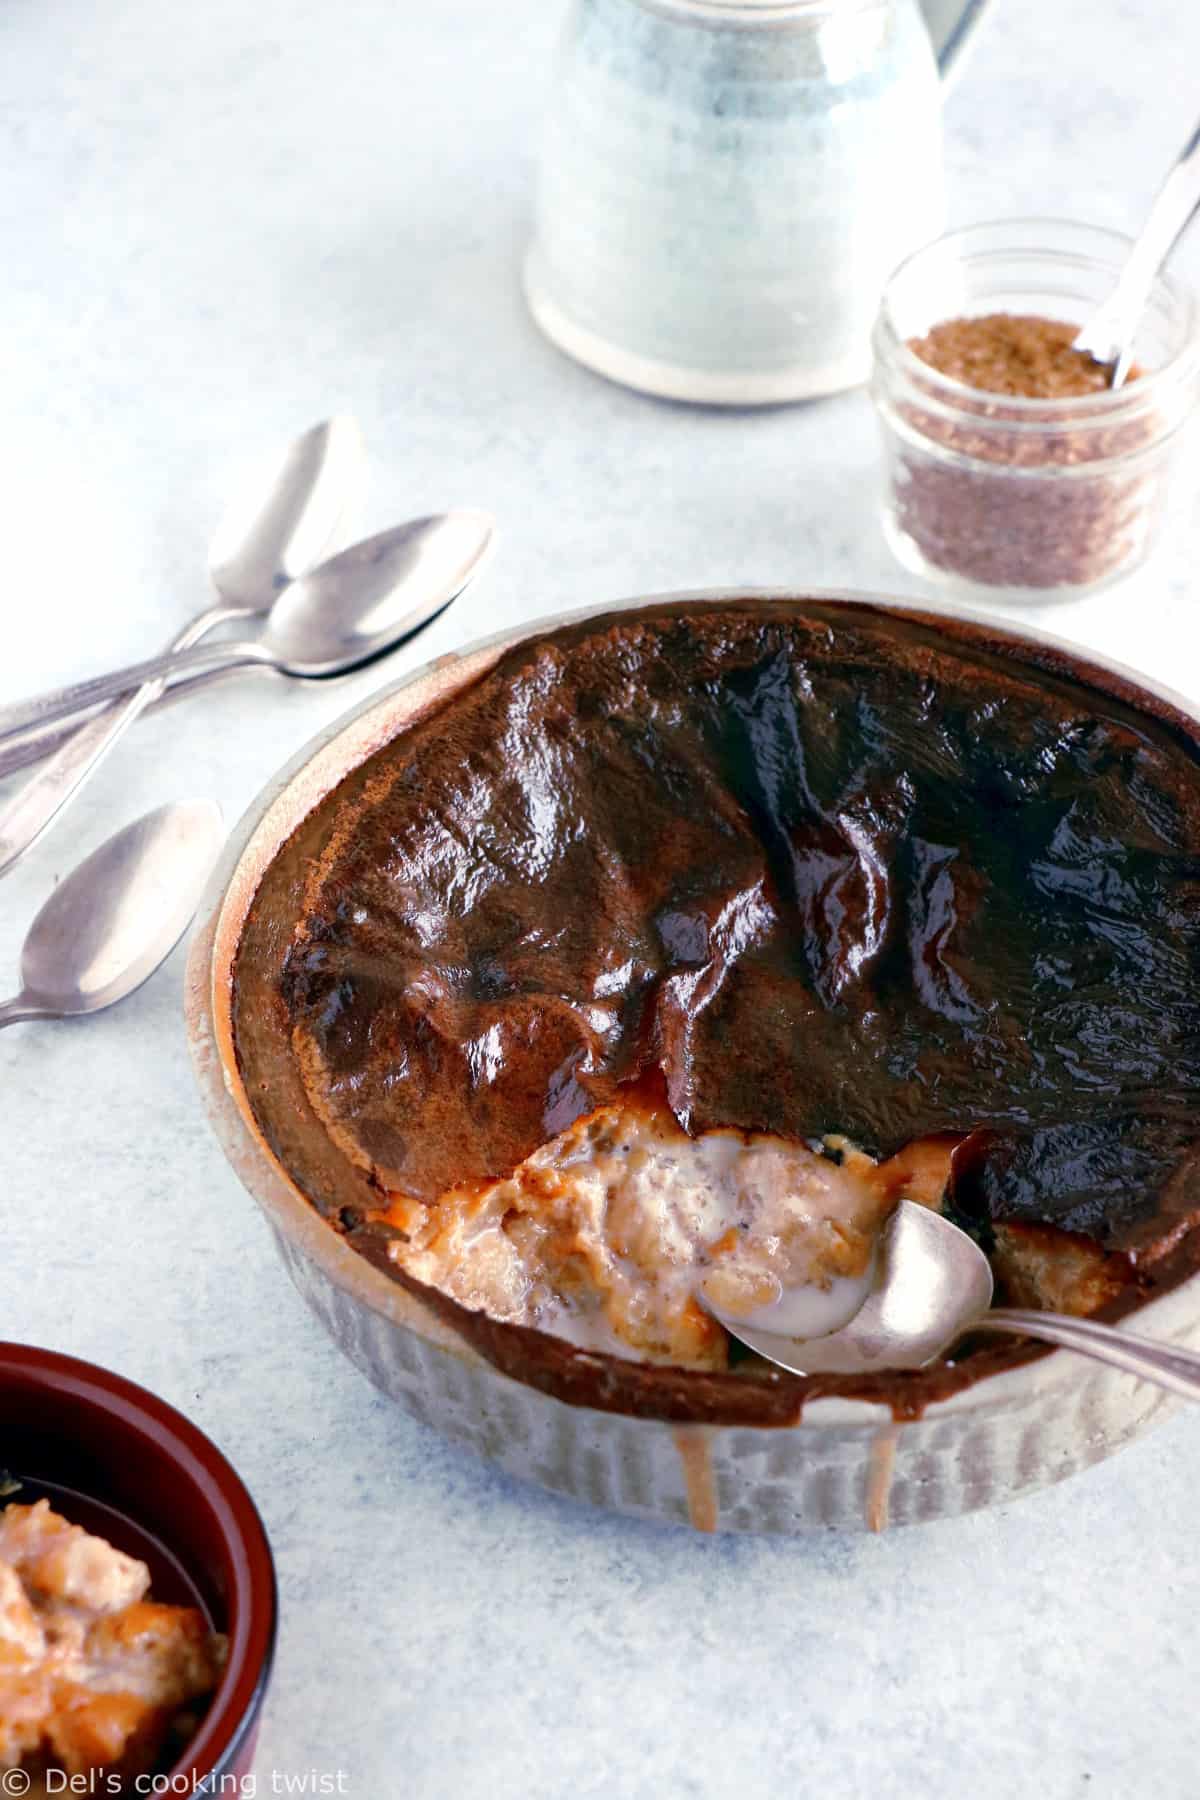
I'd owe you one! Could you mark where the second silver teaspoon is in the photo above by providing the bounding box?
[708,1200,1200,1401]
[0,416,366,878]
[0,510,495,743]
[0,800,224,1030]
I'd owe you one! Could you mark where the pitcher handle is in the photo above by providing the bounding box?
[917,0,991,85]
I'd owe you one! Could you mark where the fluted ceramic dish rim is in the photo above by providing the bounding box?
[185,587,1200,1452]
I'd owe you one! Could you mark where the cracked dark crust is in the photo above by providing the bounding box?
[230,597,1200,1424]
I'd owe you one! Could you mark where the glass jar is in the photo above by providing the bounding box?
[870,219,1200,602]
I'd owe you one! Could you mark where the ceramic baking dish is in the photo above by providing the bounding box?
[186,590,1200,1532]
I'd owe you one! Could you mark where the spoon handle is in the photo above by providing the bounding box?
[1076,113,1200,384]
[977,1308,1200,1401]
[0,605,248,879]
[0,639,272,741]
[0,995,53,1031]
[0,664,287,780]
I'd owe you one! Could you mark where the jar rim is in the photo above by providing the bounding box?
[875,217,1200,419]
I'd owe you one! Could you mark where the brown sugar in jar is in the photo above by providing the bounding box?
[871,223,1200,600]
[909,314,1126,400]
[896,312,1151,591]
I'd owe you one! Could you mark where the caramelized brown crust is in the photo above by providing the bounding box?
[231,598,1200,1419]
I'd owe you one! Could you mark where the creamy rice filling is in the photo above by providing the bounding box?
[0,1500,225,1787]
[376,1098,955,1369]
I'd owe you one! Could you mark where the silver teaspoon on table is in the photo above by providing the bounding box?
[707,1200,1200,1401]
[0,416,366,877]
[1074,112,1200,386]
[0,510,495,744]
[0,800,224,1030]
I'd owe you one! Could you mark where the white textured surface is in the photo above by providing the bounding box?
[1,1,1199,1796]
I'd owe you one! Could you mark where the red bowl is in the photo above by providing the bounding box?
[0,1341,276,1787]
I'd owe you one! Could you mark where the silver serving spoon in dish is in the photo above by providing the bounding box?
[1074,113,1200,387]
[708,1200,1200,1400]
[0,800,224,1030]
[0,416,366,877]
[0,510,495,743]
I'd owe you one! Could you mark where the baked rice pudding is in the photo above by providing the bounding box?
[230,600,1200,1419]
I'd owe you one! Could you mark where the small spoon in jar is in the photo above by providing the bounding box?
[0,800,224,1030]
[1074,113,1200,387]
[706,1200,1200,1400]
[0,510,495,743]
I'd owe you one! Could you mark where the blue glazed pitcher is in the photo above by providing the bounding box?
[525,0,990,404]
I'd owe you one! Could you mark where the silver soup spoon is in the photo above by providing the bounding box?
[0,510,495,743]
[708,1200,1200,1400]
[0,800,224,1030]
[0,416,366,877]
[1074,113,1200,387]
